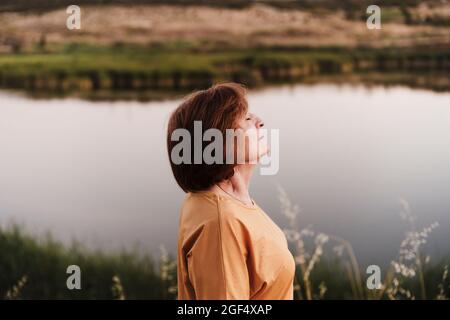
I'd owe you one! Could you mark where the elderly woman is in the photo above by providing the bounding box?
[167,82,295,300]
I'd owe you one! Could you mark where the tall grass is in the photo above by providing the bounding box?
[278,186,449,300]
[0,223,176,299]
[0,190,448,299]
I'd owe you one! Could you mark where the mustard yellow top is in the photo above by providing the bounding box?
[177,191,295,300]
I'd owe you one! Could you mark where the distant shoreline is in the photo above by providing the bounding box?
[1,44,450,100]
[1,2,449,100]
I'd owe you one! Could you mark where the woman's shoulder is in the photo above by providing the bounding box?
[180,191,254,229]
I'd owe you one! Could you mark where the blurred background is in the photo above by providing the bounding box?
[0,0,449,299]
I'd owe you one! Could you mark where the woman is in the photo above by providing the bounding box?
[167,82,295,300]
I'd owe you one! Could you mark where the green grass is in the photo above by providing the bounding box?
[0,221,448,300]
[381,6,406,23]
[0,224,176,299]
[0,43,349,74]
[0,44,351,97]
[0,43,449,99]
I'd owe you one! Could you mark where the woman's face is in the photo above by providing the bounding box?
[235,112,269,164]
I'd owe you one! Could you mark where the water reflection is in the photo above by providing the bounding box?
[0,84,449,266]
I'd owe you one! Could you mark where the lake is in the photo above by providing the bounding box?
[1,84,449,268]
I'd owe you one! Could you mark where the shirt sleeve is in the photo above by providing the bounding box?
[186,208,250,299]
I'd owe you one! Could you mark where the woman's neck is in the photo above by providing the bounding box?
[212,164,255,205]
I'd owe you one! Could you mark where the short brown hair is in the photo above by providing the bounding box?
[167,82,248,192]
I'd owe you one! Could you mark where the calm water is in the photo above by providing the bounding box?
[1,84,449,267]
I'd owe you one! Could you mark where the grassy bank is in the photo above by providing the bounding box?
[1,44,450,100]
[0,224,177,299]
[0,221,448,300]
[1,2,449,99]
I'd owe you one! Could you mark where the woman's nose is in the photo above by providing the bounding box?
[257,117,264,128]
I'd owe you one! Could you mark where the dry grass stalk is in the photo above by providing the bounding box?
[278,187,443,300]
[111,275,126,300]
[5,275,28,300]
